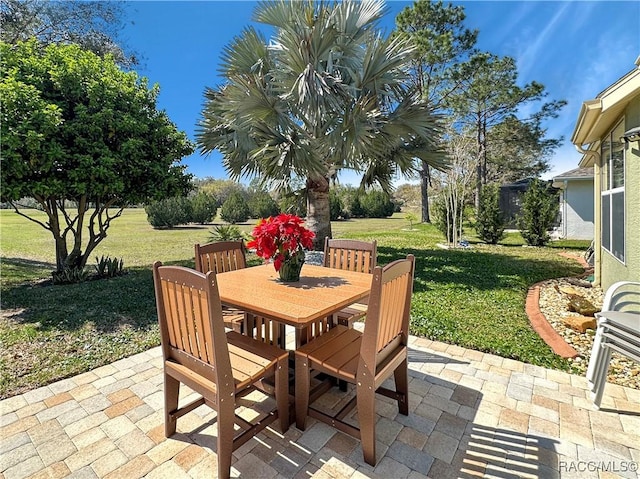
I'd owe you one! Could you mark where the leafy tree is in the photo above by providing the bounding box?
[431,123,475,246]
[347,191,366,218]
[329,189,344,221]
[220,192,251,224]
[360,190,395,218]
[248,190,280,219]
[517,178,559,247]
[190,191,218,224]
[394,183,421,212]
[0,40,193,272]
[0,0,137,66]
[145,197,192,228]
[394,0,476,223]
[197,0,446,249]
[448,53,566,210]
[485,116,562,184]
[197,178,245,206]
[475,182,505,244]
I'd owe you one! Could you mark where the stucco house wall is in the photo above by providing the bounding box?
[601,100,640,289]
[552,168,594,240]
[572,59,640,291]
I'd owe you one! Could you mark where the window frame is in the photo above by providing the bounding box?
[600,119,625,264]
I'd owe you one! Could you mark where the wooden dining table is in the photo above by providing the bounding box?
[216,263,372,348]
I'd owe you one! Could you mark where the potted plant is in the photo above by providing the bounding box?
[247,214,315,282]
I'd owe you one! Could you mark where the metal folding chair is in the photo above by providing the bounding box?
[586,281,640,409]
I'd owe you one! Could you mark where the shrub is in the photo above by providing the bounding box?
[360,190,394,218]
[405,212,418,229]
[208,224,247,242]
[476,183,506,244]
[329,190,344,220]
[52,267,88,284]
[220,192,251,224]
[248,191,279,218]
[433,193,465,243]
[94,255,125,278]
[190,192,218,224]
[348,193,365,218]
[145,197,192,228]
[517,178,559,246]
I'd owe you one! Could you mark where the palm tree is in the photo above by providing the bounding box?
[197,0,447,249]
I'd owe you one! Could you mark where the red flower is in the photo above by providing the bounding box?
[247,214,315,271]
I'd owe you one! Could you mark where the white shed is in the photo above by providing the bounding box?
[552,167,594,240]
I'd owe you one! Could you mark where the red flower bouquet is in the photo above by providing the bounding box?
[247,214,315,280]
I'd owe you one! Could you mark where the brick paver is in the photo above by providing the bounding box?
[1,333,638,478]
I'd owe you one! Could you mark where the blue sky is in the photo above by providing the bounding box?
[122,1,640,186]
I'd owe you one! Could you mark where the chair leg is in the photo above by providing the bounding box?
[592,346,613,408]
[394,358,409,416]
[356,383,377,466]
[164,373,180,437]
[295,354,310,430]
[276,358,290,432]
[217,400,235,479]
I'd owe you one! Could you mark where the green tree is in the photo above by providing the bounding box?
[517,179,559,247]
[361,190,395,218]
[475,182,505,244]
[0,0,137,66]
[329,189,344,221]
[197,178,245,206]
[197,0,446,249]
[486,115,562,184]
[190,191,218,224]
[220,192,251,224]
[145,197,192,229]
[0,40,193,272]
[394,0,476,223]
[449,53,566,211]
[248,190,280,219]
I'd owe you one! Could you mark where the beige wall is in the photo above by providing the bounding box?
[600,96,640,290]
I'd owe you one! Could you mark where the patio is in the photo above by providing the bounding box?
[2,329,639,479]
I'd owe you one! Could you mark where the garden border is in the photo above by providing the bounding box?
[525,252,590,359]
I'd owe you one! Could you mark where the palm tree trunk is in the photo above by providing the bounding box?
[305,175,332,251]
[420,161,431,223]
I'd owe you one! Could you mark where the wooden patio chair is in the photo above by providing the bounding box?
[152,262,290,479]
[196,241,286,347]
[195,241,247,333]
[295,254,415,466]
[323,238,377,327]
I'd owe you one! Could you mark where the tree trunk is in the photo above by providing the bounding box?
[306,175,332,251]
[420,161,431,223]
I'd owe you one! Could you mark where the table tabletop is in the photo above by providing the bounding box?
[216,263,372,329]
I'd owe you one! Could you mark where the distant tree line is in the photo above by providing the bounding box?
[144,179,400,229]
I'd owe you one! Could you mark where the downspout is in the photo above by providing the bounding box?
[575,144,601,286]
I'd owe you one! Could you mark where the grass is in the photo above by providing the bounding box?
[0,209,589,398]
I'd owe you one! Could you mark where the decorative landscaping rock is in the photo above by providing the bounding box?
[562,315,597,333]
[538,278,639,390]
[558,285,582,296]
[567,295,598,316]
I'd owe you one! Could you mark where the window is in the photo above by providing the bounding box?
[600,120,625,262]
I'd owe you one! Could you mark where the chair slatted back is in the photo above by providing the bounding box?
[361,255,415,367]
[323,238,377,274]
[195,241,246,274]
[605,281,640,313]
[153,263,231,380]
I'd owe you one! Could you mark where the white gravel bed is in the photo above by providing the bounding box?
[538,278,639,390]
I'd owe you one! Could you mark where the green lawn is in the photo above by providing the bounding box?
[0,208,588,398]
